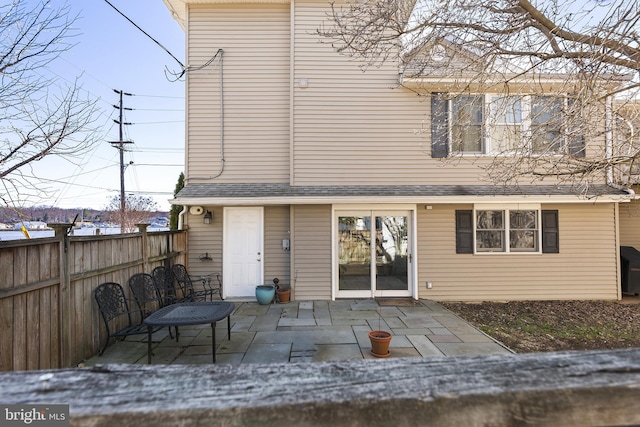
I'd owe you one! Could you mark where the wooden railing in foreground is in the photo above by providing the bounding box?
[1,349,640,426]
[0,224,187,372]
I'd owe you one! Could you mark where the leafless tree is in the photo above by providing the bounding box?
[105,194,159,233]
[0,0,100,206]
[320,0,640,191]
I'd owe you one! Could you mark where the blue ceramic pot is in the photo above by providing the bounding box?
[255,284,275,305]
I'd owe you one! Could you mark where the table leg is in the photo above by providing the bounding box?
[211,322,216,363]
[227,316,231,340]
[147,325,153,364]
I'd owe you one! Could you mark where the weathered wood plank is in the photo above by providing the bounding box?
[39,286,51,369]
[0,277,61,299]
[0,297,13,371]
[50,285,60,369]
[12,294,26,371]
[0,248,13,290]
[26,291,39,370]
[2,349,640,426]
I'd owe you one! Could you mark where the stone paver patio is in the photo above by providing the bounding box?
[84,299,512,366]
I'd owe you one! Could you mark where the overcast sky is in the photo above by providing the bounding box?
[17,0,186,212]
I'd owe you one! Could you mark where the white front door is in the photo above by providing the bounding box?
[223,207,263,298]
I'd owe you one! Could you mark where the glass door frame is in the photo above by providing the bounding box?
[332,204,417,300]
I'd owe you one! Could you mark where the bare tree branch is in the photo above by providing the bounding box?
[105,194,159,233]
[319,0,640,192]
[0,0,99,206]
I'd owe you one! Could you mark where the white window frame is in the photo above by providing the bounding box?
[449,95,484,154]
[473,204,542,254]
[440,94,570,156]
[487,95,525,154]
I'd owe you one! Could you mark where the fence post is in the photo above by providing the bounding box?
[137,224,149,272]
[49,223,73,368]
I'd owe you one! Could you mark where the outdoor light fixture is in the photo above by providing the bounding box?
[203,210,213,224]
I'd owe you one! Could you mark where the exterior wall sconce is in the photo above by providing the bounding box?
[203,211,213,224]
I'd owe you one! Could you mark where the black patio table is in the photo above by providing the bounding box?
[143,301,235,363]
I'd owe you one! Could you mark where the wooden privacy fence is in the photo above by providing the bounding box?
[0,224,187,372]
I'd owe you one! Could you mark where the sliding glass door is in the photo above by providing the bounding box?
[336,210,412,298]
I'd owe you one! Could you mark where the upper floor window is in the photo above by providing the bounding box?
[451,96,483,153]
[531,96,563,154]
[431,93,585,158]
[490,96,522,152]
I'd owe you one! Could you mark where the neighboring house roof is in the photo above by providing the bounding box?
[173,183,631,205]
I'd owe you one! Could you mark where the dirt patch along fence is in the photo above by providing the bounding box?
[0,224,187,372]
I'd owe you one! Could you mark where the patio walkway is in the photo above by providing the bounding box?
[83,299,512,366]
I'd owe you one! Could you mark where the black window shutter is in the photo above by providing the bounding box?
[456,210,473,254]
[431,93,449,158]
[541,210,559,253]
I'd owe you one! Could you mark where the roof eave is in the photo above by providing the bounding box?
[171,194,632,206]
[401,74,633,93]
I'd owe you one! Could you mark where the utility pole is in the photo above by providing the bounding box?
[109,89,133,233]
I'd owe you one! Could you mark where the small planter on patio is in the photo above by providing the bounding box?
[255,284,275,305]
[276,287,290,304]
[368,330,392,358]
[369,304,392,357]
[273,278,290,304]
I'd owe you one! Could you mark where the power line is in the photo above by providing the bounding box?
[103,0,185,70]
[126,163,183,167]
[135,94,183,99]
[135,120,184,125]
[135,108,184,112]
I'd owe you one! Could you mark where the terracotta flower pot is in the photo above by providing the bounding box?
[368,330,392,358]
[276,289,290,304]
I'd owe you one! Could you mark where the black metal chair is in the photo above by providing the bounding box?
[171,264,220,302]
[94,282,159,355]
[129,273,164,311]
[129,273,174,338]
[151,265,182,304]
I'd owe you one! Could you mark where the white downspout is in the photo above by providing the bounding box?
[178,205,188,230]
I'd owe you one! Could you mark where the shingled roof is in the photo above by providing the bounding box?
[173,183,631,204]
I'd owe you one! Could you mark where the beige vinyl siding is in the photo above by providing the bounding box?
[264,206,291,286]
[291,3,607,186]
[186,4,290,184]
[417,203,619,301]
[293,2,437,185]
[186,205,290,290]
[186,206,223,280]
[291,205,332,300]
